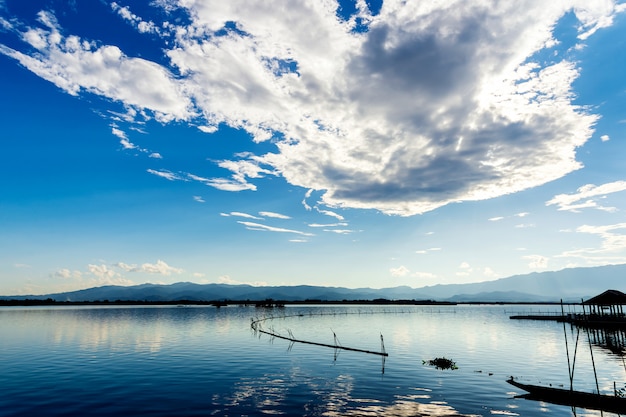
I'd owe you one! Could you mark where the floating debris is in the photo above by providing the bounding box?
[423,357,458,370]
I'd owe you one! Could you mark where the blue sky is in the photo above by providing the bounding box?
[1,0,626,295]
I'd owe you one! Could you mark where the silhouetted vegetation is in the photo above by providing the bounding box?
[424,357,458,370]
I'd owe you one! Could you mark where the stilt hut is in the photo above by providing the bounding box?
[582,290,626,324]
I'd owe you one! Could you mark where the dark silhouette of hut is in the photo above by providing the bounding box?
[579,290,626,354]
[583,290,626,317]
[577,290,626,329]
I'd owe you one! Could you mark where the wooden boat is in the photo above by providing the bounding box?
[507,378,626,414]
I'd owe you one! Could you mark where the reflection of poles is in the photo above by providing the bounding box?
[380,334,386,374]
[581,298,601,397]
[562,300,574,390]
[562,301,581,393]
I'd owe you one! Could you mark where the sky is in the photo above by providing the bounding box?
[1,0,626,295]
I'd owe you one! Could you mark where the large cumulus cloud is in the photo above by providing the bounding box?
[2,0,623,215]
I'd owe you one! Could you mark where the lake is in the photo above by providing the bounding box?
[1,304,624,416]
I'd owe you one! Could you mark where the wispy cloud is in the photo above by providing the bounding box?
[489,212,531,222]
[317,209,344,221]
[515,223,536,228]
[111,126,141,151]
[308,222,348,228]
[54,268,82,279]
[1,2,623,215]
[111,2,160,35]
[302,190,313,211]
[228,212,263,220]
[147,169,185,181]
[259,211,291,219]
[546,181,626,212]
[555,223,626,264]
[323,229,355,234]
[416,247,442,254]
[237,221,314,236]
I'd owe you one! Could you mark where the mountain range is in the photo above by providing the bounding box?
[2,264,625,303]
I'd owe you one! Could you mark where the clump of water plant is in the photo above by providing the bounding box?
[423,357,458,370]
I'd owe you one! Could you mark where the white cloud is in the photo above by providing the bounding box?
[323,229,354,234]
[483,267,498,278]
[190,174,256,192]
[489,217,505,222]
[523,254,549,269]
[54,268,82,279]
[412,271,438,280]
[302,189,313,211]
[51,264,135,289]
[317,209,345,221]
[0,16,12,31]
[115,260,183,275]
[557,223,626,264]
[193,195,205,203]
[237,221,314,236]
[88,264,118,279]
[259,211,291,219]
[198,125,218,133]
[0,12,191,122]
[391,266,438,282]
[600,134,610,142]
[149,152,163,159]
[139,260,183,275]
[111,2,159,35]
[390,265,410,277]
[1,2,622,215]
[111,127,128,140]
[229,211,262,220]
[308,222,348,228]
[218,275,267,286]
[546,181,626,212]
[147,169,184,181]
[111,126,139,150]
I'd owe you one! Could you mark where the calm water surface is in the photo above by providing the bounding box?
[1,304,624,416]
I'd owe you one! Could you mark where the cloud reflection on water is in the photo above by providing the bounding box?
[220,370,485,416]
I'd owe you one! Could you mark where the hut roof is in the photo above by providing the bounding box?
[583,289,626,306]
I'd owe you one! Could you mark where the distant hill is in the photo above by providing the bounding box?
[1,264,624,303]
[417,264,626,302]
